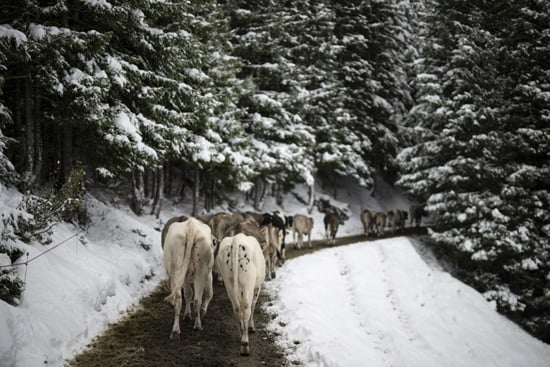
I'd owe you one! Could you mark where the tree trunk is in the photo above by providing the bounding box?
[151,166,164,218]
[62,124,73,184]
[307,183,315,214]
[32,90,43,183]
[275,184,283,206]
[143,169,150,199]
[209,176,215,211]
[131,169,145,215]
[203,174,215,212]
[176,178,185,201]
[254,178,261,210]
[164,161,172,197]
[22,74,34,187]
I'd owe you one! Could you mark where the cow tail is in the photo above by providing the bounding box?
[232,237,240,297]
[165,222,195,305]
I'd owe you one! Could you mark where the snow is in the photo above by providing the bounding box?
[0,186,163,367]
[0,25,27,46]
[265,238,550,367]
[1,180,549,367]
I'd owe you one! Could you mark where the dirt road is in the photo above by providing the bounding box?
[68,229,426,367]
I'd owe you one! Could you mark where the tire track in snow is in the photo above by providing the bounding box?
[375,244,444,363]
[335,250,399,367]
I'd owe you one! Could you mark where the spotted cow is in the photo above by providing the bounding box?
[215,233,266,356]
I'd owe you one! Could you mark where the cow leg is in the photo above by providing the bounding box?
[262,249,271,281]
[249,286,261,333]
[201,271,213,317]
[270,253,277,279]
[183,282,193,320]
[240,307,252,356]
[170,288,182,340]
[193,282,205,330]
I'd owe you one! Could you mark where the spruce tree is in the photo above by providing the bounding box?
[332,0,413,185]
[227,0,315,205]
[398,0,550,342]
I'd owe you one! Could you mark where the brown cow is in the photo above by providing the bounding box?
[224,217,266,248]
[360,209,374,237]
[323,213,339,245]
[243,211,264,225]
[409,204,427,227]
[222,215,281,280]
[292,214,314,249]
[262,223,282,280]
[387,209,408,233]
[373,212,387,237]
[207,212,246,245]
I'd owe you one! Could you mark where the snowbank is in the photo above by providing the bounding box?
[0,190,164,367]
[264,238,550,367]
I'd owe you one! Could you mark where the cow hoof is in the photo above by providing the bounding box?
[240,343,250,356]
[271,272,276,279]
[170,331,180,340]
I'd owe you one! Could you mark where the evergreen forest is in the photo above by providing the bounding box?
[0,0,549,343]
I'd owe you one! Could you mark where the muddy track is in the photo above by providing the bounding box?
[68,228,427,367]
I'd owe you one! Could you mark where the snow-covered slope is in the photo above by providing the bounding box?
[0,188,164,367]
[1,179,548,367]
[264,238,550,367]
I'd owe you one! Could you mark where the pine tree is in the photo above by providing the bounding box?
[0,24,21,181]
[398,0,550,342]
[227,0,316,206]
[0,1,112,187]
[332,0,413,185]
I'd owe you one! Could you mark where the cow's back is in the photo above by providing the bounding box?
[360,210,373,231]
[324,213,339,229]
[294,214,314,234]
[161,215,188,248]
[224,218,265,246]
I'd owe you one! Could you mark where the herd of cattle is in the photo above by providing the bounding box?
[160,204,427,355]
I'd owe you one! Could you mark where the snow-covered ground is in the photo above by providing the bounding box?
[0,187,165,367]
[265,238,550,367]
[1,180,548,367]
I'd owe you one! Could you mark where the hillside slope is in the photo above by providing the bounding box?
[265,238,550,367]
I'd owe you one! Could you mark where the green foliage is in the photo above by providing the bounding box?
[397,0,550,342]
[15,166,88,243]
[0,268,24,305]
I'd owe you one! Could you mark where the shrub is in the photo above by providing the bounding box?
[0,267,25,305]
[15,166,89,243]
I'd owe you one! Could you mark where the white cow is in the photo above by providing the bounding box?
[215,233,266,356]
[292,214,314,249]
[163,217,214,339]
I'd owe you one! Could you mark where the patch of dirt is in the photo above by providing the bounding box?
[68,279,287,367]
[68,228,426,367]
